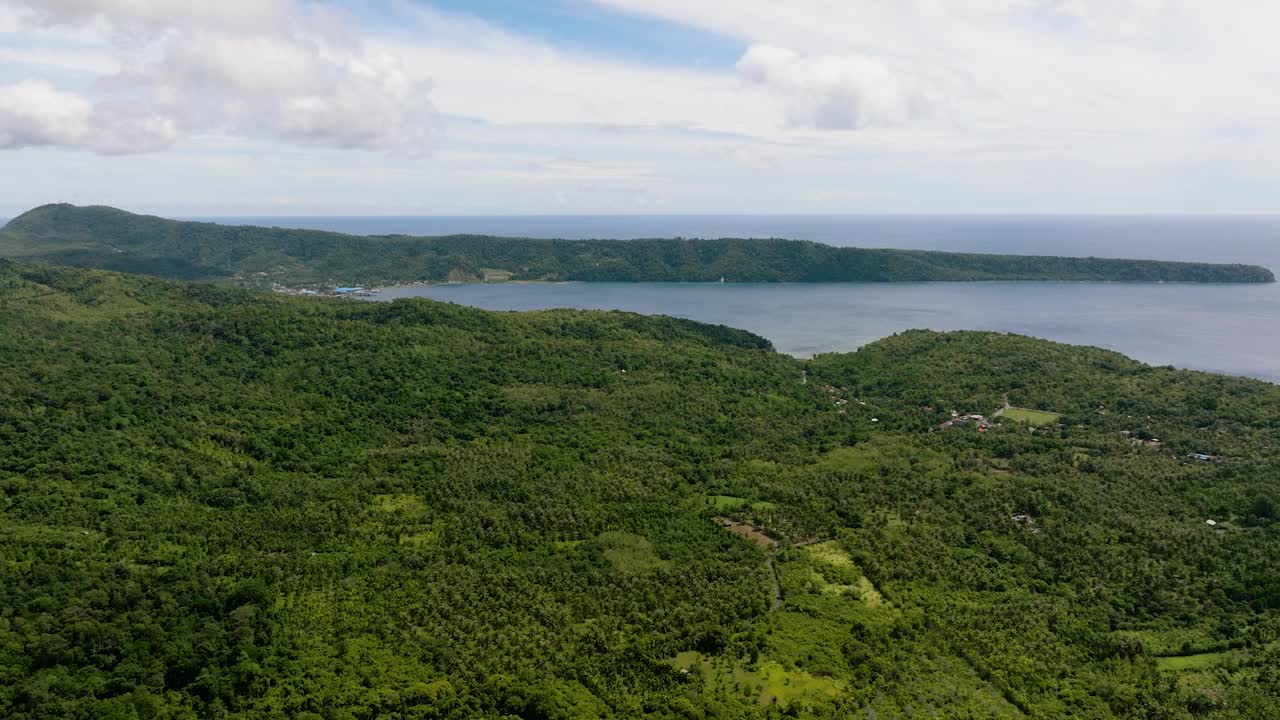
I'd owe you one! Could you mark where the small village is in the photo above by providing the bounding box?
[815,383,868,417]
[271,283,374,297]
[940,412,998,432]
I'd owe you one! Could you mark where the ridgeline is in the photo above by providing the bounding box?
[2,203,1273,286]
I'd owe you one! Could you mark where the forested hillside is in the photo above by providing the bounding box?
[2,204,1273,286]
[2,261,1279,719]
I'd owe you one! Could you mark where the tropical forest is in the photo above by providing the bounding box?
[2,259,1279,719]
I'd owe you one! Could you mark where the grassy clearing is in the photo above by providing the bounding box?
[855,576,887,607]
[705,495,778,513]
[1001,407,1062,426]
[1154,641,1276,671]
[671,652,844,707]
[398,524,440,548]
[809,569,887,608]
[372,493,427,516]
[801,542,889,608]
[597,531,669,572]
[754,660,845,706]
[765,611,861,674]
[1125,627,1220,656]
[804,540,855,568]
[817,580,859,596]
[0,521,94,544]
[365,496,436,545]
[180,437,254,468]
[707,495,748,511]
[815,438,949,479]
[864,652,1026,719]
[1156,650,1243,671]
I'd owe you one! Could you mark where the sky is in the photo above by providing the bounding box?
[1,0,1279,216]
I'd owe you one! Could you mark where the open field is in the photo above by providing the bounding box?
[707,494,748,511]
[1155,641,1278,671]
[1157,649,1246,671]
[706,495,780,513]
[1001,407,1063,425]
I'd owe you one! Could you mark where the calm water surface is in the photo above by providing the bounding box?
[372,281,1280,382]
[200,215,1280,383]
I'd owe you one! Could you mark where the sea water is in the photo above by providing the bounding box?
[199,215,1280,383]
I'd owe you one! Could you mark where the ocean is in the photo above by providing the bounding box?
[200,215,1280,383]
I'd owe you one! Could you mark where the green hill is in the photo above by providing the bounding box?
[2,261,1279,718]
[2,203,1273,286]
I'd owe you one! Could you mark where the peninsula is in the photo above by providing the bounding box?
[2,204,1273,287]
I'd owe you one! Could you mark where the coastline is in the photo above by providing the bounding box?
[345,278,1280,384]
[308,276,1275,298]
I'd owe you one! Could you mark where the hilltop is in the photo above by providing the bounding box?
[2,261,1278,718]
[2,203,1274,286]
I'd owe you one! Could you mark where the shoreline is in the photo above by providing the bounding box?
[337,280,1280,385]
[350,277,1276,295]
[259,273,1278,302]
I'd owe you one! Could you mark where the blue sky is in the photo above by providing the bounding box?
[411,0,741,67]
[1,0,1278,215]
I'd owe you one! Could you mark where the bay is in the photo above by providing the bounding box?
[200,214,1280,383]
[371,280,1280,383]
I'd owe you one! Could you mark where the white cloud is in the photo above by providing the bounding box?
[18,0,292,33]
[0,45,119,75]
[0,80,91,148]
[0,79,176,153]
[589,0,1280,132]
[0,0,435,154]
[736,45,972,130]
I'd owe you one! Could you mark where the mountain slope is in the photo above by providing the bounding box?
[3,203,1274,285]
[2,262,1279,718]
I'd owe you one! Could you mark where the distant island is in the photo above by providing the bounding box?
[2,203,1274,286]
